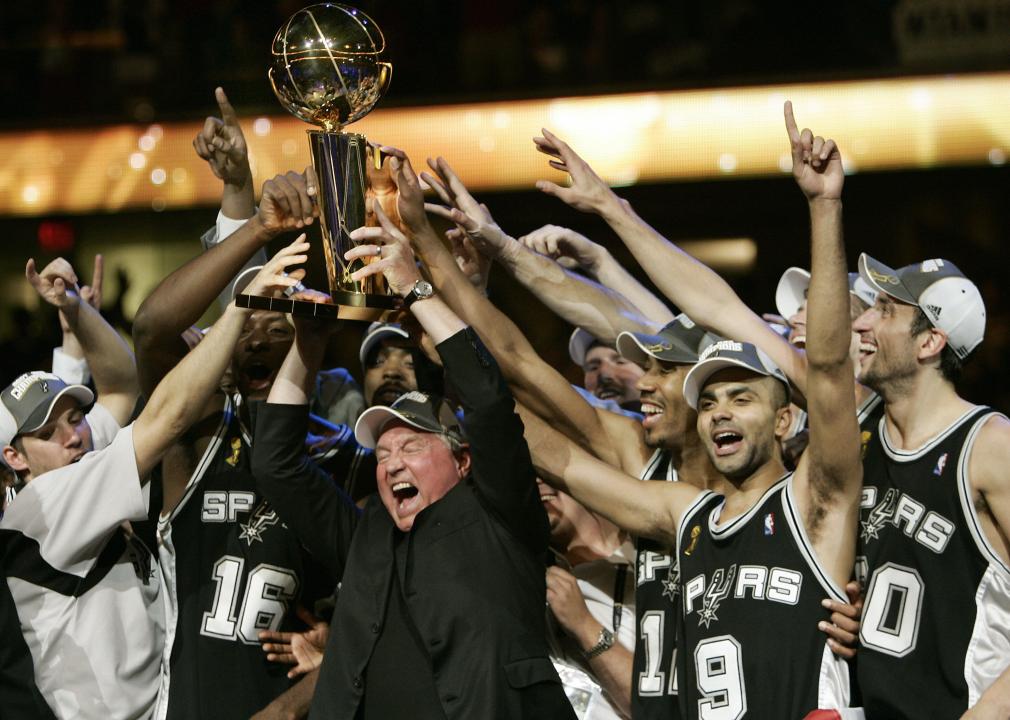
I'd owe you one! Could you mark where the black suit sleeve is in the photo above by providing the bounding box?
[437,327,549,554]
[252,402,359,580]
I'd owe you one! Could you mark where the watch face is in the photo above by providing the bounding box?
[415,280,434,298]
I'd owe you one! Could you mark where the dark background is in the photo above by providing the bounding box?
[1,0,1008,409]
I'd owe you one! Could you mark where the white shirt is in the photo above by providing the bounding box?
[1,421,165,719]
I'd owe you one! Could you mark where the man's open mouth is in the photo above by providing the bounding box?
[713,430,744,456]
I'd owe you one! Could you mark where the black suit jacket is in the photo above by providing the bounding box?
[253,328,576,720]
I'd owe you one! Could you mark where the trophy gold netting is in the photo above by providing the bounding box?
[239,3,397,321]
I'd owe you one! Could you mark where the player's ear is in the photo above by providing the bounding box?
[773,403,793,441]
[455,447,472,478]
[916,327,947,364]
[3,444,29,475]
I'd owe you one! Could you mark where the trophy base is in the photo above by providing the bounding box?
[235,290,402,323]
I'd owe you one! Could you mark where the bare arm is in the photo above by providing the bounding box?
[533,129,807,393]
[520,405,698,545]
[26,258,138,426]
[132,170,318,395]
[519,223,675,329]
[545,565,633,718]
[363,152,649,473]
[132,253,300,479]
[964,415,1010,718]
[250,668,319,720]
[784,103,861,585]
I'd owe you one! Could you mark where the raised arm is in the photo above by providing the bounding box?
[349,204,548,549]
[132,252,299,479]
[519,223,675,328]
[132,169,318,395]
[26,257,137,426]
[425,176,661,345]
[519,404,701,546]
[355,152,649,474]
[194,87,256,222]
[533,128,807,393]
[51,253,102,385]
[785,102,861,584]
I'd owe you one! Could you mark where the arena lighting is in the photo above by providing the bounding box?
[0,72,1009,217]
[680,238,758,274]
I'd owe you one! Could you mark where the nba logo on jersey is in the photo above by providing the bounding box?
[764,513,775,536]
[933,452,948,476]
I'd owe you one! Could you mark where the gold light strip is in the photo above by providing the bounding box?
[1,72,1009,217]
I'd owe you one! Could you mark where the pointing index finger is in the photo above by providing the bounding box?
[216,87,238,126]
[784,101,801,145]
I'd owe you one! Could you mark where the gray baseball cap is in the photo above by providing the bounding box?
[568,328,602,367]
[0,372,94,447]
[683,340,790,410]
[858,254,985,360]
[616,314,721,366]
[359,321,411,369]
[354,390,465,450]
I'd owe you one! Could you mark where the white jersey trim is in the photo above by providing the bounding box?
[816,641,852,711]
[708,477,789,539]
[879,405,981,462]
[956,411,1010,576]
[856,392,882,426]
[158,393,234,527]
[964,565,1010,706]
[783,477,847,602]
[675,490,718,559]
[639,447,676,482]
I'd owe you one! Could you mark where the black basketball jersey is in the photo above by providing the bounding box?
[631,449,683,720]
[857,390,884,432]
[857,406,1010,718]
[159,395,336,719]
[676,477,850,719]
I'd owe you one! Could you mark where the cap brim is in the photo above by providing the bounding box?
[774,267,810,320]
[354,405,440,449]
[568,328,597,367]
[683,357,772,410]
[616,331,697,365]
[858,254,917,305]
[20,384,95,435]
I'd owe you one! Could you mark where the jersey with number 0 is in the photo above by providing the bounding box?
[677,476,850,719]
[158,395,335,720]
[856,406,1010,718]
[631,449,683,719]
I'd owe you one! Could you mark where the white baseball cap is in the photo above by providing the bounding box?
[858,254,985,360]
[775,266,877,320]
[0,372,94,447]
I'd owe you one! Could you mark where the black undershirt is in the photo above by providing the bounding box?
[360,532,445,720]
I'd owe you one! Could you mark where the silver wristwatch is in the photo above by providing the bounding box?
[583,626,615,660]
[403,279,434,309]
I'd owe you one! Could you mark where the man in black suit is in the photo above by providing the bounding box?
[252,200,575,720]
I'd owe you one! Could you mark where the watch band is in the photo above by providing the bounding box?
[583,626,615,660]
[403,279,433,309]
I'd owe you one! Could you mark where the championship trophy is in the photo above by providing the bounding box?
[237,3,398,320]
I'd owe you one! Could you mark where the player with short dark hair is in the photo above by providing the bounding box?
[850,252,1010,717]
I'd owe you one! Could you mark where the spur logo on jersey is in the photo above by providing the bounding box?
[860,486,955,553]
[685,564,802,627]
[238,500,280,546]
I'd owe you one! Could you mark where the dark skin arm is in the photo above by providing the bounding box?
[132,170,319,396]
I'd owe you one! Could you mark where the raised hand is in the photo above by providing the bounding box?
[784,101,843,201]
[518,224,602,272]
[373,146,429,235]
[346,200,423,297]
[241,235,312,298]
[257,168,319,235]
[26,257,81,311]
[258,605,329,679]
[56,254,104,333]
[533,128,619,215]
[193,87,251,186]
[545,565,598,650]
[445,226,491,291]
[421,157,517,261]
